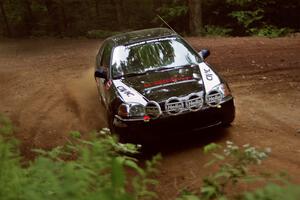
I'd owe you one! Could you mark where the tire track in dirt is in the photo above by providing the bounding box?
[62,68,107,132]
[13,69,107,157]
[0,39,106,155]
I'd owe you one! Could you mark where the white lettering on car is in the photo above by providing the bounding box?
[198,63,221,93]
[113,80,148,105]
[117,86,135,97]
[204,68,213,81]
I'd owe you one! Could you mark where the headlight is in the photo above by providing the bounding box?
[117,103,145,118]
[217,83,231,97]
[129,103,145,117]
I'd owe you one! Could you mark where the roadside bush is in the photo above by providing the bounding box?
[226,0,295,37]
[229,9,264,30]
[178,141,300,200]
[250,25,294,38]
[1,113,300,200]
[243,183,300,200]
[201,25,232,37]
[0,114,161,200]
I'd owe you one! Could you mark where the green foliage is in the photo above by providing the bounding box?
[0,0,299,37]
[227,0,265,31]
[229,9,264,29]
[226,0,254,6]
[0,113,14,135]
[201,25,232,37]
[0,115,160,200]
[131,154,162,199]
[178,141,300,200]
[154,0,188,34]
[203,143,221,154]
[250,25,294,38]
[156,3,188,23]
[243,183,300,200]
[1,114,300,200]
[200,141,270,199]
[226,0,296,37]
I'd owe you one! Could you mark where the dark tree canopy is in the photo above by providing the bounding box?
[0,0,299,37]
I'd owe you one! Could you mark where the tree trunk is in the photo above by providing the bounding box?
[59,0,67,34]
[154,0,162,9]
[188,0,202,35]
[44,0,66,35]
[0,0,11,37]
[44,0,58,34]
[23,0,34,35]
[95,0,100,17]
[111,0,124,29]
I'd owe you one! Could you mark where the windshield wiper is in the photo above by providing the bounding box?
[179,64,197,68]
[114,71,147,79]
[152,66,175,72]
[114,64,196,79]
[151,64,196,72]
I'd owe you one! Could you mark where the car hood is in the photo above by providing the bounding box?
[117,65,204,103]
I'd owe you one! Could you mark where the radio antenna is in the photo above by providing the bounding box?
[157,15,177,33]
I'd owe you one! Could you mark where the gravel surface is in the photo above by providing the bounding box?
[0,36,299,199]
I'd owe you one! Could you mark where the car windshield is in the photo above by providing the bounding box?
[111,37,202,79]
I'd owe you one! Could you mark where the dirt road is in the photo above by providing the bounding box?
[0,36,299,199]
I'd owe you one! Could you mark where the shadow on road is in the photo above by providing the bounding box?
[137,126,231,159]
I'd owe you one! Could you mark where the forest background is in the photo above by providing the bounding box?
[0,0,300,38]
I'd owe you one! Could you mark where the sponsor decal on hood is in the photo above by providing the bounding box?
[114,64,220,103]
[143,76,193,88]
[198,62,221,92]
[119,65,204,102]
[113,79,148,105]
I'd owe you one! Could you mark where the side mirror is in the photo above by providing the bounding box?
[199,49,210,60]
[95,67,107,79]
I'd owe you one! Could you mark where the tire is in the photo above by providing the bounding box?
[106,111,138,143]
[221,111,235,127]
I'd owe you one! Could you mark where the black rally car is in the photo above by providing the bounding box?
[94,28,235,140]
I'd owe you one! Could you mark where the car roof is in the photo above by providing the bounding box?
[106,28,177,47]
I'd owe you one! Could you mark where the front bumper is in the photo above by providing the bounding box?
[113,97,235,137]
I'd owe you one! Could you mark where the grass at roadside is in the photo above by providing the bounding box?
[1,113,299,200]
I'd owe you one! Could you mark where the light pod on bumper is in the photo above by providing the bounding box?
[206,83,231,107]
[145,101,162,119]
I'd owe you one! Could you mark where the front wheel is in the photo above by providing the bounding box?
[221,110,235,127]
